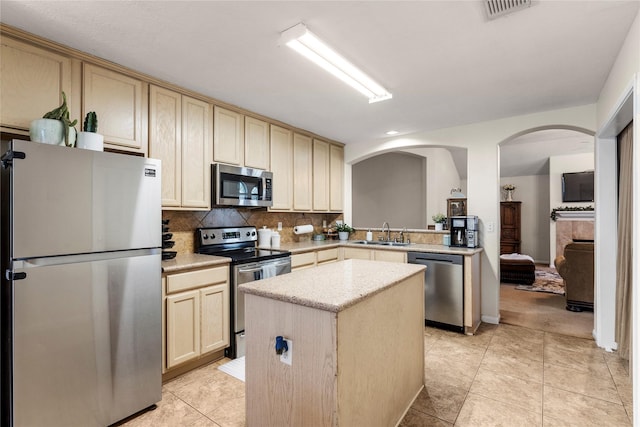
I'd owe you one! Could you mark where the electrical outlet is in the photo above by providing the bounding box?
[280,338,292,365]
[487,221,495,233]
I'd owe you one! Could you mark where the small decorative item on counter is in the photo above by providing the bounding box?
[432,213,447,231]
[271,231,281,249]
[366,229,373,241]
[258,226,272,248]
[335,223,354,241]
[502,184,516,201]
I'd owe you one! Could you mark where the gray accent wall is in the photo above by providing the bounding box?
[352,152,426,229]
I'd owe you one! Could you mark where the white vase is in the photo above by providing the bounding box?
[76,132,104,151]
[506,190,514,202]
[435,223,444,231]
[338,231,349,241]
[29,118,64,145]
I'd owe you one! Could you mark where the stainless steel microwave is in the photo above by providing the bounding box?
[212,163,273,207]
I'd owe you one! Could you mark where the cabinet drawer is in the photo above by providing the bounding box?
[166,266,228,294]
[291,252,316,269]
[317,248,339,264]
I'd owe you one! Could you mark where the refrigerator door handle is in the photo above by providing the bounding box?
[13,248,161,269]
[5,270,27,280]
[1,148,26,168]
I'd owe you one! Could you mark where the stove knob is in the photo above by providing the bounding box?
[203,234,208,240]
[210,233,216,239]
[246,231,251,237]
[251,231,256,236]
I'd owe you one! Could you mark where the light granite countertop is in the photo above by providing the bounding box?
[239,259,426,313]
[278,240,483,256]
[161,253,231,273]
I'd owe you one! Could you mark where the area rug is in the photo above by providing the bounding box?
[217,356,245,382]
[515,270,565,295]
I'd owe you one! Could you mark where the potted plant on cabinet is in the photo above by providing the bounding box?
[335,223,354,241]
[76,111,104,151]
[29,91,77,147]
[432,213,447,231]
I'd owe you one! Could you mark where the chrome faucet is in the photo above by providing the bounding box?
[381,221,391,242]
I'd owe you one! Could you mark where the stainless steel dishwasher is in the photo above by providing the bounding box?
[408,252,464,333]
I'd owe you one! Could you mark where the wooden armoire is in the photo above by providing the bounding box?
[500,202,521,254]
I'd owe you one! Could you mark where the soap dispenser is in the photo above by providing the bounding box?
[366,229,373,241]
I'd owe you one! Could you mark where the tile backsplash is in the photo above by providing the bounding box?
[163,209,342,254]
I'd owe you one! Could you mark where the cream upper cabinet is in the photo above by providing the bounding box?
[149,85,181,207]
[1,36,73,131]
[313,139,331,211]
[244,116,270,170]
[181,96,212,209]
[270,125,293,211]
[149,85,212,209]
[293,133,313,211]
[83,63,147,155]
[213,106,243,165]
[330,144,345,212]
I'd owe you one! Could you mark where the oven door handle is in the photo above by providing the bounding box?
[237,266,264,274]
[237,260,290,274]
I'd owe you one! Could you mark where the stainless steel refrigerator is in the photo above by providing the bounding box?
[0,139,162,426]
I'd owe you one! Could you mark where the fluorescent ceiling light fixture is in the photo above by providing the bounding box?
[385,130,399,135]
[280,23,392,103]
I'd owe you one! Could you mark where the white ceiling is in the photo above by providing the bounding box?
[0,0,636,173]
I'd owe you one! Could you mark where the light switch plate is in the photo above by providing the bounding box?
[277,222,282,231]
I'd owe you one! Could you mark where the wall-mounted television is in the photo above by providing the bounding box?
[562,171,594,202]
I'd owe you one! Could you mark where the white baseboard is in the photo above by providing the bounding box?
[482,314,500,324]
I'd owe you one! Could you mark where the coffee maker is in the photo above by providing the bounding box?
[450,216,479,248]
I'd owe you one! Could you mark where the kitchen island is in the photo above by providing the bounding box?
[239,259,426,427]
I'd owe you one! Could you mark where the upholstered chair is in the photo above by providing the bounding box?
[554,241,595,312]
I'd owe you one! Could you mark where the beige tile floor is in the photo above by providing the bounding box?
[122,323,632,427]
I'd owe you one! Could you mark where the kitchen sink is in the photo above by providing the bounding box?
[350,240,412,247]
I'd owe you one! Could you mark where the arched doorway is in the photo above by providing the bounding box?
[497,127,595,338]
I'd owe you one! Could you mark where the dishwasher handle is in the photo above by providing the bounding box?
[407,252,463,265]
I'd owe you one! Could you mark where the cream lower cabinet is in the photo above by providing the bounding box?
[317,248,339,265]
[164,265,230,372]
[83,63,148,155]
[291,248,340,271]
[1,36,73,131]
[291,252,316,271]
[341,247,406,263]
[150,85,211,209]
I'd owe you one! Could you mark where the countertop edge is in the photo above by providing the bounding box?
[239,260,426,313]
[162,253,232,273]
[281,240,483,256]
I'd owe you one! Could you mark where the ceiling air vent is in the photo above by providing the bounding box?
[485,0,531,20]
